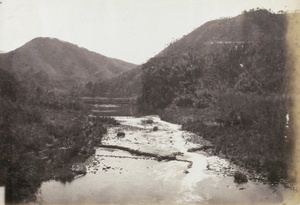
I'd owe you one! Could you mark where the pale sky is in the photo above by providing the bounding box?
[0,0,299,64]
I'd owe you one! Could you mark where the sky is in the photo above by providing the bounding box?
[0,0,299,64]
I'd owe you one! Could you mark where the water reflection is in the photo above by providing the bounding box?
[93,104,119,108]
[81,97,140,116]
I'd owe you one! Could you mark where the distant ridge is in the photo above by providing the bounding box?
[0,37,136,93]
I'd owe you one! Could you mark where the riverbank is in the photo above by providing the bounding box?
[40,113,124,186]
[96,116,274,183]
[158,103,294,188]
[0,104,108,203]
[38,115,297,204]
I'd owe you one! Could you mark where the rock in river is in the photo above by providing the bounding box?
[117,132,125,137]
[71,164,87,175]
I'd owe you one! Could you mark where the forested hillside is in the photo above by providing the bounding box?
[0,37,136,96]
[141,9,287,110]
[140,9,293,184]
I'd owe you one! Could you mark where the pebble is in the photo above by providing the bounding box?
[183,170,189,174]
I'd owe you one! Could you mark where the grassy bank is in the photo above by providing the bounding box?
[0,104,107,203]
[0,69,108,203]
[160,92,293,185]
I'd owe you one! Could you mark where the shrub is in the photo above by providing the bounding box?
[234,171,248,184]
[53,168,75,183]
[268,170,280,184]
[97,116,120,125]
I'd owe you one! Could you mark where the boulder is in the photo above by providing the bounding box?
[146,119,153,124]
[71,164,87,175]
[142,119,154,124]
[157,155,163,162]
[117,132,125,137]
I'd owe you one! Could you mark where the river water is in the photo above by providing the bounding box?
[80,97,139,116]
[36,99,296,204]
[36,114,296,204]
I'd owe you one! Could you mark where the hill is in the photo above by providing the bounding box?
[0,37,136,95]
[141,9,287,110]
[139,9,292,184]
[157,9,286,58]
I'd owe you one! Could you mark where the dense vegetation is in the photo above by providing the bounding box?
[0,66,107,202]
[141,10,286,110]
[140,9,293,184]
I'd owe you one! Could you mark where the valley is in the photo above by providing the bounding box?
[0,8,299,204]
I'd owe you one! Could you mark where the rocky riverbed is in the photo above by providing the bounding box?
[38,116,296,204]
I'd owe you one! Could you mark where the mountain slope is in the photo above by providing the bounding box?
[138,9,291,184]
[0,37,136,93]
[141,9,287,110]
[157,9,286,58]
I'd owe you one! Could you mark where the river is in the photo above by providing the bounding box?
[36,114,296,204]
